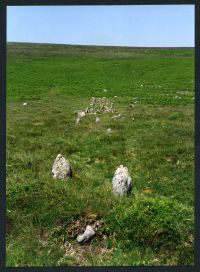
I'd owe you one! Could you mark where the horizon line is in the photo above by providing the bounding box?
[7,41,195,49]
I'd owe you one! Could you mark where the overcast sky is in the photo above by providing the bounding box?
[7,5,194,47]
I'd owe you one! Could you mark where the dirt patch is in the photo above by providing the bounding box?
[57,240,113,266]
[67,212,107,241]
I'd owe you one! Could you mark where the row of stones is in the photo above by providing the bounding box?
[52,154,133,196]
[52,154,133,244]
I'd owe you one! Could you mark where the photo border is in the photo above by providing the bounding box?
[0,0,199,271]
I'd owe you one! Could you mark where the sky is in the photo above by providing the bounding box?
[7,5,194,47]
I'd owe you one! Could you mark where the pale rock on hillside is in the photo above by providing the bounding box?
[112,165,132,196]
[52,154,72,179]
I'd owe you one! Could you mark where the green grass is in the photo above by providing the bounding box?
[6,42,194,266]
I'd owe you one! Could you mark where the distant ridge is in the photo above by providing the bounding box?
[7,41,194,59]
[7,41,194,50]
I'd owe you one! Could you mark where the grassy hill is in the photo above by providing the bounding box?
[6,42,194,266]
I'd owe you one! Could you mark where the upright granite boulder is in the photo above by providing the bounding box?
[52,154,72,180]
[112,165,132,196]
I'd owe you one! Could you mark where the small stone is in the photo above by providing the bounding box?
[52,154,72,180]
[107,128,112,133]
[176,90,190,95]
[22,102,28,106]
[96,117,100,123]
[111,114,121,119]
[103,235,107,240]
[76,225,95,244]
[76,117,80,124]
[78,111,86,118]
[112,165,132,196]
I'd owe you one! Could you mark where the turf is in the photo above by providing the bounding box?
[6,42,194,266]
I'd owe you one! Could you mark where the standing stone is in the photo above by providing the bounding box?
[112,165,132,196]
[52,154,72,179]
[76,225,96,244]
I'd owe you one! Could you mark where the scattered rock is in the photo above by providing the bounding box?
[75,110,86,123]
[78,111,86,118]
[176,90,190,95]
[76,117,80,124]
[103,235,107,240]
[96,117,100,123]
[52,154,72,179]
[112,165,132,196]
[111,114,121,119]
[107,128,112,133]
[93,220,101,230]
[175,96,181,99]
[76,225,96,244]
[22,102,28,106]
